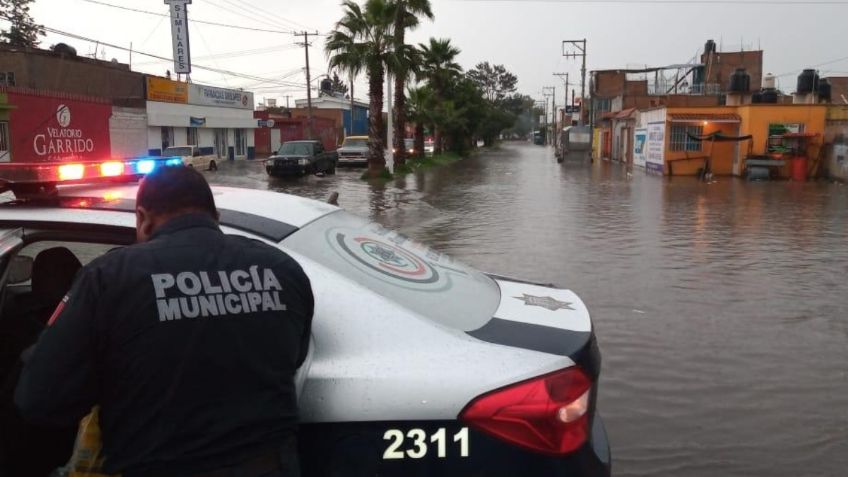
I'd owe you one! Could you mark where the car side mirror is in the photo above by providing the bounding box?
[7,255,33,284]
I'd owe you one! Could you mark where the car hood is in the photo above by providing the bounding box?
[269,155,309,160]
[337,147,369,153]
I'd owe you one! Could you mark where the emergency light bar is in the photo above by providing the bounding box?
[0,157,184,193]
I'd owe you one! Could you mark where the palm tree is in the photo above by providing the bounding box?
[419,38,462,154]
[407,85,434,157]
[326,0,397,176]
[390,0,433,166]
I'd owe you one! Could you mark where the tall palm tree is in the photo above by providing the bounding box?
[390,0,433,166]
[419,38,462,154]
[326,0,397,176]
[407,85,434,157]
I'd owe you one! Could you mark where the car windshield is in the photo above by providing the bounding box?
[342,139,368,148]
[284,210,500,331]
[278,143,313,156]
[163,147,192,156]
[405,139,414,148]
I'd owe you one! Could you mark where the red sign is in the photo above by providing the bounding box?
[7,90,112,162]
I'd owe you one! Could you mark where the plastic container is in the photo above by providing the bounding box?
[791,156,807,181]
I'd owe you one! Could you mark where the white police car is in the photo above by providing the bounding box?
[0,158,610,476]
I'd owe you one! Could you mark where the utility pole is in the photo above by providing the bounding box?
[562,39,587,125]
[543,86,556,146]
[295,31,320,139]
[283,95,291,109]
[349,76,355,136]
[553,72,570,115]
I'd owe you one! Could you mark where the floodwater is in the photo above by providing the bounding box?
[208,143,848,477]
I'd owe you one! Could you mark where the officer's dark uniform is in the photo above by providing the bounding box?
[15,213,314,476]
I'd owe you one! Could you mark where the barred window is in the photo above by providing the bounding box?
[670,125,703,152]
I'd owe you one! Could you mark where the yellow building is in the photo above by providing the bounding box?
[632,104,828,177]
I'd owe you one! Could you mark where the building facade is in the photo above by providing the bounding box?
[292,96,369,137]
[145,77,256,159]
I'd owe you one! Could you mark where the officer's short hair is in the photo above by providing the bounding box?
[137,165,217,218]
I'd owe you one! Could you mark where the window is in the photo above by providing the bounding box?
[186,127,198,146]
[161,127,174,152]
[0,72,15,86]
[0,121,9,162]
[670,125,703,152]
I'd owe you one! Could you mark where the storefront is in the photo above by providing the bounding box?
[145,77,256,159]
[2,87,112,163]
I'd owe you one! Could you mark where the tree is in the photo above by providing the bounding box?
[418,38,462,154]
[326,0,397,176]
[467,62,518,104]
[406,85,435,157]
[0,0,44,47]
[389,0,433,166]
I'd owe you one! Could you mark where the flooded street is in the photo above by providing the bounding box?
[209,143,848,476]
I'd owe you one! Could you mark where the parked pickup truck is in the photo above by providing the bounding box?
[265,140,337,177]
[163,145,219,171]
[336,136,369,166]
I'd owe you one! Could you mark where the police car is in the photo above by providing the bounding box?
[0,157,611,476]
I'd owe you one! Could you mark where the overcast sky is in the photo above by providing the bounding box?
[26,0,848,107]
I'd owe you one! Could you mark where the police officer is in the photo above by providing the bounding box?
[15,165,313,477]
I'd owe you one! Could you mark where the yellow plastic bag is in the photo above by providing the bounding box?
[66,407,120,477]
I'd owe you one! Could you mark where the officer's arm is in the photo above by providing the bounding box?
[14,268,100,427]
[294,268,314,369]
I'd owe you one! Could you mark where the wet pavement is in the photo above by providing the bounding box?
[208,144,848,476]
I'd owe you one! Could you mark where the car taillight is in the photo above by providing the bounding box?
[459,367,592,456]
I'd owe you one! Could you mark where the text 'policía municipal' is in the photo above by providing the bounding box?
[152,266,286,322]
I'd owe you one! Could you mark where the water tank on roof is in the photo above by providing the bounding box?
[817,78,832,102]
[761,89,779,103]
[752,92,764,104]
[797,69,819,94]
[320,77,333,95]
[705,39,717,55]
[763,73,776,89]
[729,68,751,92]
[693,66,706,87]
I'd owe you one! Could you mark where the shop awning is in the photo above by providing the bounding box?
[613,108,637,120]
[688,131,753,142]
[669,113,741,123]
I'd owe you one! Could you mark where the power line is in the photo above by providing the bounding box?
[78,0,296,34]
[454,0,848,3]
[35,24,308,90]
[774,54,848,78]
[223,0,317,33]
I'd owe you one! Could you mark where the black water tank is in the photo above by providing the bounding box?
[761,89,779,103]
[752,92,764,104]
[797,69,819,94]
[320,77,333,95]
[729,68,751,92]
[705,39,717,55]
[693,66,706,86]
[818,78,832,101]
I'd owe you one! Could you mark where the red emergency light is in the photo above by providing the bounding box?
[0,157,184,195]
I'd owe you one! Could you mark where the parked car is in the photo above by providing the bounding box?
[163,145,218,171]
[337,136,369,166]
[392,139,415,155]
[265,140,337,177]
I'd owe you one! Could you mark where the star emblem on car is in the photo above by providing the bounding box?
[514,294,575,312]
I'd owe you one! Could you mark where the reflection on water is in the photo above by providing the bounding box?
[208,144,848,476]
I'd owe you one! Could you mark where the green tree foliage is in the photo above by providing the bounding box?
[0,0,44,47]
[321,72,350,97]
[326,0,397,176]
[467,62,518,104]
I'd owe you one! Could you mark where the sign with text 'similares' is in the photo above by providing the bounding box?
[165,0,192,74]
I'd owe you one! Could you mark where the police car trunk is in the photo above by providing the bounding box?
[0,158,610,477]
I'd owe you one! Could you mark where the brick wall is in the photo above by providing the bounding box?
[825,77,848,104]
[701,50,763,92]
[0,46,145,101]
[593,70,626,98]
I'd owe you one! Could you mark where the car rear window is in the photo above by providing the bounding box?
[284,211,500,331]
